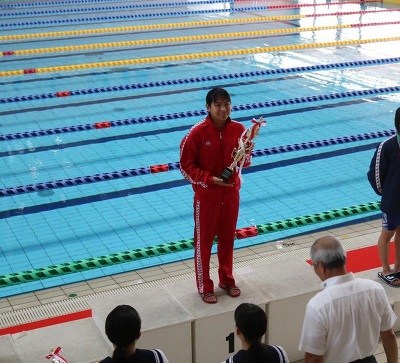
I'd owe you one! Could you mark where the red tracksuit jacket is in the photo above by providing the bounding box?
[180,115,251,199]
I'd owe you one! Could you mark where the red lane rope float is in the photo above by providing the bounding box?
[94,121,111,129]
[150,164,169,173]
[235,226,259,239]
[23,69,36,74]
[56,91,71,97]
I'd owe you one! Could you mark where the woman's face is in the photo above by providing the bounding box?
[206,96,231,125]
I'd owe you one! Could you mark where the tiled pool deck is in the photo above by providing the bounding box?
[2,219,400,362]
[0,220,381,313]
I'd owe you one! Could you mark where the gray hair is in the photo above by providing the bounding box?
[310,236,346,269]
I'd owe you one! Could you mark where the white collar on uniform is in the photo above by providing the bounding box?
[322,272,355,288]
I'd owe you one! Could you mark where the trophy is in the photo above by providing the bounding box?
[221,116,266,183]
[45,347,69,363]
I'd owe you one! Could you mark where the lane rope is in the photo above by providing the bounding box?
[0,1,244,17]
[0,0,238,11]
[0,202,381,288]
[1,85,399,141]
[1,36,400,77]
[0,0,376,8]
[0,6,268,28]
[2,21,399,57]
[2,57,398,104]
[0,8,397,41]
[1,0,380,18]
[0,129,395,196]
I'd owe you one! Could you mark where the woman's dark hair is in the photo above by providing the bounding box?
[205,87,231,107]
[234,303,269,363]
[105,305,141,363]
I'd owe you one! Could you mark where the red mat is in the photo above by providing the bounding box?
[307,241,395,273]
[346,242,395,273]
[0,309,92,336]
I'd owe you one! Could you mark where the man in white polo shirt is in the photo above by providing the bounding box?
[298,236,398,363]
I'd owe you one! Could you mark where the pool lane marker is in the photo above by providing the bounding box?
[0,6,268,28]
[0,0,377,16]
[0,0,259,17]
[2,57,399,105]
[0,0,247,13]
[1,0,229,6]
[0,202,381,289]
[0,128,395,197]
[0,2,380,29]
[1,36,400,78]
[2,20,399,57]
[1,85,399,141]
[0,8,396,41]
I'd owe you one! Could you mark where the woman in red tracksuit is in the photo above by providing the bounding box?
[180,88,252,304]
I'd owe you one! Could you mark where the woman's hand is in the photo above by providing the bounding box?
[213,177,234,187]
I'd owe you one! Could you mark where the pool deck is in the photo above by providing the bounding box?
[0,219,383,312]
[1,219,400,363]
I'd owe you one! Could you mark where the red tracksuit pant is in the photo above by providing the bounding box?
[193,192,239,295]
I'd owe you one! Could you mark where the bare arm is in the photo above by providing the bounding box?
[381,329,398,363]
[304,352,324,363]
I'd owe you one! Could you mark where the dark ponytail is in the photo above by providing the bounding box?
[111,346,128,363]
[247,342,270,363]
[234,303,269,363]
[105,305,141,363]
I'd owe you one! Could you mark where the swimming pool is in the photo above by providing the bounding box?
[1,0,399,298]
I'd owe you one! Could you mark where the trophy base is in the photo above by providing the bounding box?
[221,168,234,183]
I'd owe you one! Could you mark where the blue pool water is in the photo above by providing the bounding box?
[0,0,399,297]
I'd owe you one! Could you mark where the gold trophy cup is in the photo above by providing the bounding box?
[221,116,266,183]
